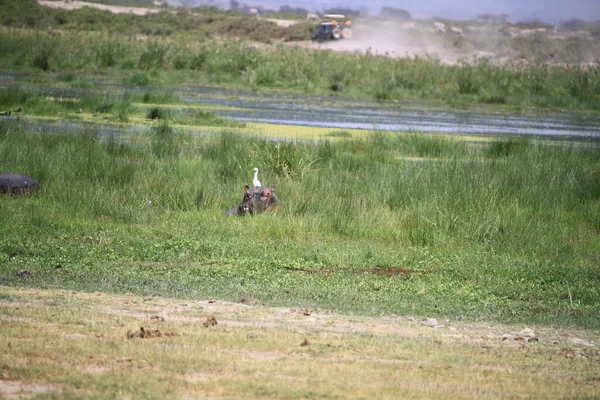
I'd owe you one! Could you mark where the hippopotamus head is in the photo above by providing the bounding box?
[226,184,279,216]
[0,173,40,195]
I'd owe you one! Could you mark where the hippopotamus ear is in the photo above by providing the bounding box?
[269,185,276,192]
[244,184,250,192]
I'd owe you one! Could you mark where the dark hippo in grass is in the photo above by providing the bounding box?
[226,184,279,216]
[0,173,40,195]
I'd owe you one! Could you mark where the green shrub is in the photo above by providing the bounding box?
[284,22,317,41]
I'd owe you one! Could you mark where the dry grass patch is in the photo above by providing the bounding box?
[0,286,598,399]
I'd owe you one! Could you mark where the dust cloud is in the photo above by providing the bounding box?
[314,20,488,65]
[310,17,599,66]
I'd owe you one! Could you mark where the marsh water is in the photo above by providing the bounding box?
[1,72,599,141]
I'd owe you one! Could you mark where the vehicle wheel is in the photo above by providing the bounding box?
[332,28,343,40]
[342,28,352,39]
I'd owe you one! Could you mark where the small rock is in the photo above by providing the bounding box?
[516,328,536,338]
[569,338,595,347]
[505,328,537,342]
[300,338,310,347]
[421,318,443,328]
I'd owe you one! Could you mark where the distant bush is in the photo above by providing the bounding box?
[0,0,299,43]
[284,22,317,41]
[323,7,361,17]
[1,0,45,28]
[560,19,587,30]
[279,5,308,14]
[380,7,411,19]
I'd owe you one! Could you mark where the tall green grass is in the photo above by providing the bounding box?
[1,123,599,325]
[1,121,597,256]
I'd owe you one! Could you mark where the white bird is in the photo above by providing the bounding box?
[252,168,262,187]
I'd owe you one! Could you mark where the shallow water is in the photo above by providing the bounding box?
[182,94,600,140]
[2,72,599,141]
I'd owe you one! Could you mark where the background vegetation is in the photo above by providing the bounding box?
[0,27,599,112]
[1,0,308,42]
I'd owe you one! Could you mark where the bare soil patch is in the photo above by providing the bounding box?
[0,380,57,400]
[0,286,598,399]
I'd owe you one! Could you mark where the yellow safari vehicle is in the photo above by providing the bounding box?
[311,14,352,42]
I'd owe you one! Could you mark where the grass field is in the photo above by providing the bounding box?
[1,120,599,328]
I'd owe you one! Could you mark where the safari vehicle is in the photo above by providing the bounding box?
[311,14,352,42]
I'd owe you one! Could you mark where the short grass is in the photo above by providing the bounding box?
[1,121,599,328]
[1,286,598,400]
